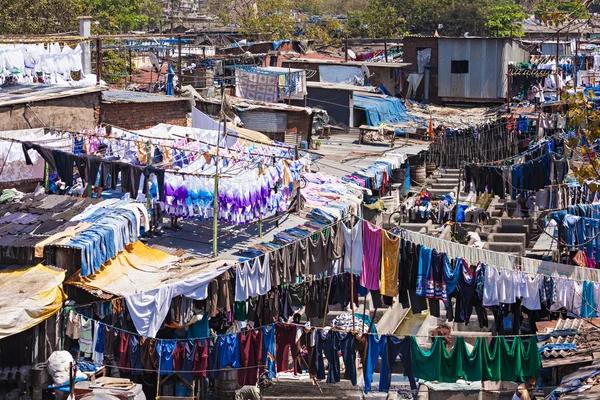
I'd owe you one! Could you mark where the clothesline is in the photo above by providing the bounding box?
[71,310,543,343]
[462,138,553,168]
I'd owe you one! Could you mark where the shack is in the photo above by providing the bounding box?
[403,36,530,104]
[280,58,410,98]
[0,84,104,132]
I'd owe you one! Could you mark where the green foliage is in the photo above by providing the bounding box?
[0,0,163,35]
[211,0,296,40]
[485,0,528,37]
[302,17,342,46]
[81,0,164,34]
[0,0,82,34]
[101,48,128,84]
[346,0,404,38]
[534,0,589,26]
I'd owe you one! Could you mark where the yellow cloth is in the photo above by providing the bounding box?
[380,230,400,297]
[282,160,294,187]
[34,222,92,258]
[66,240,181,296]
[0,264,66,339]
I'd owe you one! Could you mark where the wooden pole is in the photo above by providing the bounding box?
[350,218,355,331]
[384,38,388,62]
[258,162,263,237]
[453,165,462,238]
[95,38,102,85]
[177,35,182,95]
[213,84,225,257]
[556,31,560,98]
[506,67,511,113]
[128,48,132,83]
[345,35,349,62]
[146,141,152,210]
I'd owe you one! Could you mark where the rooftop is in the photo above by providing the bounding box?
[282,58,411,68]
[0,84,106,107]
[306,81,380,93]
[101,89,190,104]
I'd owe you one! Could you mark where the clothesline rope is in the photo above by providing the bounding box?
[70,310,549,343]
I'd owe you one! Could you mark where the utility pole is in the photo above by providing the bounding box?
[95,38,102,85]
[345,35,349,62]
[213,83,225,257]
[556,31,560,97]
[384,38,388,62]
[177,35,182,95]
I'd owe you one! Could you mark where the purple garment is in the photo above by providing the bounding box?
[13,213,40,224]
[360,220,382,290]
[0,212,24,224]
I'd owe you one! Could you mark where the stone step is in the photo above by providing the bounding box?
[484,241,525,254]
[489,208,503,217]
[428,188,456,196]
[431,183,458,190]
[488,233,527,247]
[499,217,531,227]
[435,178,459,184]
[443,168,461,173]
[497,224,529,234]
[399,223,430,233]
[440,173,460,179]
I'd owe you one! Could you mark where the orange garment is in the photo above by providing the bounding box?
[380,230,400,297]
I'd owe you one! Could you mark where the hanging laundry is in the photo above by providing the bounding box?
[361,221,382,290]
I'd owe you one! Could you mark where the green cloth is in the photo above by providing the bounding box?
[0,189,18,203]
[234,301,247,321]
[411,336,541,383]
[363,199,387,211]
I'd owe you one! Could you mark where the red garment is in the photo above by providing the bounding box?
[172,341,186,371]
[275,323,298,374]
[192,339,209,378]
[381,171,388,195]
[117,332,130,371]
[237,330,264,386]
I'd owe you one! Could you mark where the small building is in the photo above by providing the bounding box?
[281,58,410,98]
[195,97,313,146]
[300,81,379,128]
[403,36,530,104]
[100,90,191,130]
[0,84,104,132]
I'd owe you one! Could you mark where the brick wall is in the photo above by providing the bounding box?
[402,37,440,103]
[99,100,190,130]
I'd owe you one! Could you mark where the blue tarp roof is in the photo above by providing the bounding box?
[353,94,414,126]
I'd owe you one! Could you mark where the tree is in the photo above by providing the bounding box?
[302,17,343,46]
[347,0,404,38]
[210,0,296,40]
[0,0,82,34]
[534,0,590,26]
[81,0,164,34]
[485,0,528,37]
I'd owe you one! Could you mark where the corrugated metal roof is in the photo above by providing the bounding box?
[101,90,189,104]
[284,58,411,68]
[306,81,379,93]
[0,84,106,107]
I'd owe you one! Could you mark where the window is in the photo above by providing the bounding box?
[451,60,469,74]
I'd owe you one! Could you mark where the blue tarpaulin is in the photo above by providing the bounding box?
[353,94,414,126]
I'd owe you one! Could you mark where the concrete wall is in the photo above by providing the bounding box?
[0,92,101,131]
[100,100,189,130]
[402,36,440,103]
